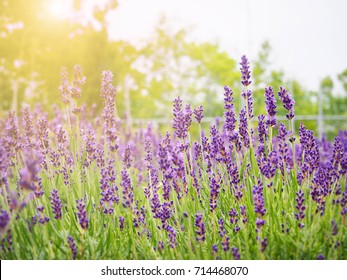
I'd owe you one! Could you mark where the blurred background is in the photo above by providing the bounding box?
[1,0,346,138]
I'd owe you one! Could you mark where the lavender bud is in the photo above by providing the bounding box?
[240,55,251,87]
[195,211,206,242]
[67,236,77,260]
[232,246,240,260]
[76,199,89,230]
[50,189,62,220]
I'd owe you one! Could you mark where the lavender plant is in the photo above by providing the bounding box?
[0,58,346,260]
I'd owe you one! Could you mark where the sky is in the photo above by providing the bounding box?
[107,0,347,92]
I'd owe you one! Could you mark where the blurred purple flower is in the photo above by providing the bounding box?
[172,96,192,139]
[119,216,125,230]
[278,86,295,120]
[193,105,204,124]
[0,210,10,234]
[195,211,206,242]
[67,236,77,260]
[232,246,240,260]
[50,189,62,220]
[76,199,89,230]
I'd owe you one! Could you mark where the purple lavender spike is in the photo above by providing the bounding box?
[122,145,132,169]
[0,210,10,233]
[295,189,306,229]
[209,176,220,212]
[119,216,125,230]
[253,181,266,217]
[240,55,251,87]
[67,236,77,260]
[193,105,204,123]
[172,96,192,139]
[76,199,89,230]
[278,86,295,120]
[264,87,277,127]
[50,189,62,220]
[232,246,240,260]
[239,108,250,148]
[195,211,206,242]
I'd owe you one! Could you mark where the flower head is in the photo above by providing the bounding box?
[264,87,277,126]
[195,211,206,242]
[76,199,89,230]
[278,86,295,120]
[240,55,251,87]
[67,236,77,260]
[50,189,62,220]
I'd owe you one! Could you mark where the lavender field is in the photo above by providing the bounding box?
[0,56,346,260]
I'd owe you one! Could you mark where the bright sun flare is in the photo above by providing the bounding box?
[47,0,72,19]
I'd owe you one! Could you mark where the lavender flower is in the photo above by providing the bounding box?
[22,106,35,148]
[209,176,220,212]
[256,218,266,230]
[172,96,192,139]
[59,68,71,104]
[121,169,133,208]
[229,208,239,224]
[119,216,125,230]
[259,150,278,179]
[19,161,41,191]
[0,210,10,234]
[331,137,344,170]
[217,219,230,252]
[218,218,226,237]
[165,225,177,248]
[158,241,164,251]
[100,71,118,152]
[35,206,50,225]
[76,199,89,230]
[67,236,77,260]
[160,202,172,226]
[144,138,153,168]
[295,189,306,229]
[257,114,267,142]
[238,108,250,148]
[222,236,230,252]
[122,145,132,169]
[224,85,237,134]
[253,181,266,217]
[195,211,206,242]
[193,105,204,123]
[240,205,248,224]
[50,189,62,220]
[212,244,218,256]
[261,238,268,253]
[264,87,277,127]
[278,86,295,120]
[232,246,240,260]
[70,65,86,100]
[277,123,289,174]
[242,90,254,119]
[240,55,251,87]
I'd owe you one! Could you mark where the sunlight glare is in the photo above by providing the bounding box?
[47,0,72,19]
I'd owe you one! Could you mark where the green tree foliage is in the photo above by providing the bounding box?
[0,0,346,135]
